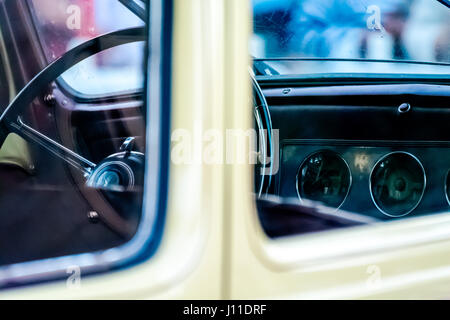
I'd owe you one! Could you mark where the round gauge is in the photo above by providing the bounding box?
[296,151,351,209]
[370,152,426,217]
[446,170,450,206]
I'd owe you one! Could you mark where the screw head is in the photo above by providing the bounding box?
[87,211,100,223]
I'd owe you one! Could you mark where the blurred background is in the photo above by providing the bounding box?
[251,0,450,74]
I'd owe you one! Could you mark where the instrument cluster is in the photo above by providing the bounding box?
[277,140,450,220]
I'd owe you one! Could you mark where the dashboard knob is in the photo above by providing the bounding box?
[398,103,411,114]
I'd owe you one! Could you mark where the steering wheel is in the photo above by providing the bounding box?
[251,71,274,198]
[0,27,146,239]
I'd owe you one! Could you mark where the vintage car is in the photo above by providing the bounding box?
[0,0,449,299]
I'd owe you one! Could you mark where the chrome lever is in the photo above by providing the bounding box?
[13,117,96,176]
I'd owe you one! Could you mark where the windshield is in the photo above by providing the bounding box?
[251,0,450,75]
[29,0,145,96]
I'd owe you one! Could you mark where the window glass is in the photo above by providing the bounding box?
[251,0,450,240]
[251,0,450,75]
[30,0,145,96]
[0,0,161,284]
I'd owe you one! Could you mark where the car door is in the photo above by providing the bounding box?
[228,0,450,300]
[0,0,227,299]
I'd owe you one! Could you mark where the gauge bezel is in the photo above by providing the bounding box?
[369,151,426,218]
[295,150,352,211]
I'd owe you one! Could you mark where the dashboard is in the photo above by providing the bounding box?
[257,81,450,237]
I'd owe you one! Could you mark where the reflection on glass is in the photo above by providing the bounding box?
[252,0,450,74]
[446,170,450,206]
[30,0,144,96]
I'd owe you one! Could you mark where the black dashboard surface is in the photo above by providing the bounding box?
[260,82,450,231]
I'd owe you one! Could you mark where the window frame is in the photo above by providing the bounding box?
[0,0,172,289]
